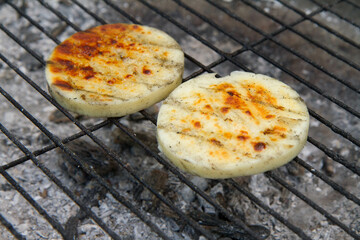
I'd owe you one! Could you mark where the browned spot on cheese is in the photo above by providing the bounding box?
[81,66,95,79]
[227,91,234,96]
[107,79,115,85]
[81,94,86,100]
[204,104,212,110]
[212,82,234,91]
[246,84,277,104]
[116,43,125,49]
[209,138,223,147]
[224,92,246,110]
[79,45,98,57]
[193,93,206,105]
[99,23,128,32]
[192,121,201,128]
[253,142,266,151]
[237,130,250,141]
[47,23,177,99]
[56,42,73,55]
[54,58,75,71]
[212,82,287,125]
[224,132,232,139]
[61,31,101,58]
[51,58,97,80]
[244,84,278,119]
[221,151,229,158]
[125,74,132,79]
[48,66,61,73]
[182,128,190,133]
[266,114,275,119]
[221,107,230,114]
[73,31,101,43]
[213,84,251,118]
[237,135,249,141]
[53,79,73,91]
[263,126,287,139]
[132,25,141,30]
[142,67,152,75]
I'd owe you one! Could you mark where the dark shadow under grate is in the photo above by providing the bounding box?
[0,0,359,239]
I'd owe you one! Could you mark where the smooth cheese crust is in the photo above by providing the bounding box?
[46,23,184,117]
[157,72,309,179]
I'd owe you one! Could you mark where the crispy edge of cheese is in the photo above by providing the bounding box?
[157,71,310,179]
[45,23,184,117]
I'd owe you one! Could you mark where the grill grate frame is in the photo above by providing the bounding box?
[0,0,359,239]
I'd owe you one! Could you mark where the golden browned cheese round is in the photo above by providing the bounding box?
[157,72,310,179]
[46,23,184,117]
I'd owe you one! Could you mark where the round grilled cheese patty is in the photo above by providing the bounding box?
[46,23,184,117]
[157,72,309,178]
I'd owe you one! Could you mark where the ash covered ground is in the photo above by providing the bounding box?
[0,0,359,239]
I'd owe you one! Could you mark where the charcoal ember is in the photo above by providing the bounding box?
[64,181,108,239]
[322,156,335,177]
[20,52,42,71]
[180,176,209,202]
[232,176,251,187]
[0,183,13,191]
[190,210,270,240]
[198,194,216,214]
[57,139,119,184]
[112,126,158,153]
[210,182,228,210]
[285,161,305,177]
[133,168,170,213]
[350,217,360,235]
[210,182,224,197]
[64,212,83,240]
[167,218,181,232]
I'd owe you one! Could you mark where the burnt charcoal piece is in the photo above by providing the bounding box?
[63,181,108,239]
[133,168,170,214]
[190,210,270,240]
[0,183,13,191]
[57,139,118,184]
[350,217,360,235]
[322,156,335,177]
[286,161,305,177]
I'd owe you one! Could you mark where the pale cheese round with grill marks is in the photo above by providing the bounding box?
[46,23,184,117]
[157,72,309,179]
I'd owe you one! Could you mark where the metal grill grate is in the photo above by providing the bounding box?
[0,0,359,239]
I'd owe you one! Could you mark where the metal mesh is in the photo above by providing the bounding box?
[0,0,359,239]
